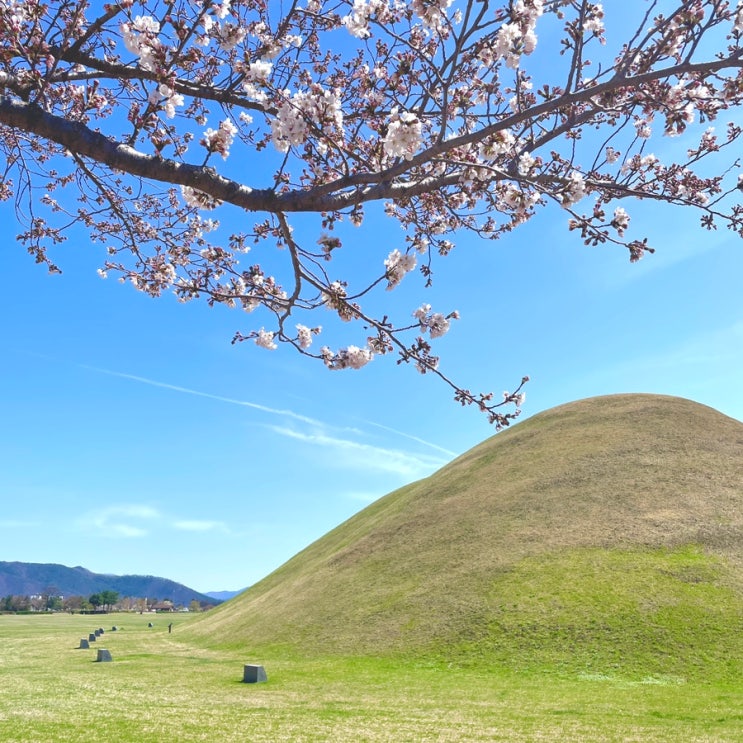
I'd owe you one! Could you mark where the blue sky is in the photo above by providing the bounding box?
[1,4,742,596]
[3,180,741,595]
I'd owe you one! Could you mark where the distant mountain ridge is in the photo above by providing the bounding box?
[204,589,245,601]
[0,561,219,605]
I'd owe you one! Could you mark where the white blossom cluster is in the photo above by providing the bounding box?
[582,3,605,38]
[120,15,163,72]
[271,88,343,153]
[634,119,652,139]
[383,108,423,161]
[517,151,536,176]
[611,206,630,236]
[560,171,587,207]
[410,0,453,31]
[244,60,273,83]
[1,0,26,30]
[498,183,541,219]
[296,324,315,349]
[210,20,247,50]
[321,280,348,315]
[504,391,526,406]
[180,185,223,210]
[321,344,373,370]
[492,0,544,69]
[197,0,236,47]
[148,83,184,119]
[130,255,177,295]
[413,304,456,339]
[384,249,416,290]
[255,328,277,350]
[478,130,516,161]
[736,1,743,32]
[342,0,387,38]
[605,146,620,164]
[201,119,238,159]
[213,0,232,19]
[192,216,219,238]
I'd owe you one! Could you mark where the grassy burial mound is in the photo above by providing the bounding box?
[188,394,743,677]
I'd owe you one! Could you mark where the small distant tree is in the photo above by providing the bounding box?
[41,585,62,611]
[118,596,136,612]
[189,600,201,613]
[63,595,84,614]
[9,595,31,612]
[100,590,120,611]
[1,1,742,422]
[88,593,102,610]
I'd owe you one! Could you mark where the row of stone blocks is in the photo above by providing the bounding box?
[77,628,265,677]
[78,627,115,661]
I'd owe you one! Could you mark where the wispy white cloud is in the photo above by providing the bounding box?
[78,365,325,427]
[79,504,161,539]
[78,364,457,457]
[77,503,235,539]
[359,419,458,457]
[269,426,447,478]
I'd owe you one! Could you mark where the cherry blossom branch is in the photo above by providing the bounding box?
[2,0,742,423]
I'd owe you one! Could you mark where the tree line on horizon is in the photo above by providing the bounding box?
[0,590,214,614]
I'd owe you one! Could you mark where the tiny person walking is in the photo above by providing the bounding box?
[168,622,173,634]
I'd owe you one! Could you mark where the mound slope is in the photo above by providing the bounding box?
[189,394,743,663]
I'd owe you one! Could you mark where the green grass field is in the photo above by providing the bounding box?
[1,610,741,742]
[4,396,742,741]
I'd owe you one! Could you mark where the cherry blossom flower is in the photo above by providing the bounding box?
[384,249,416,289]
[202,119,238,159]
[255,328,277,350]
[612,207,630,236]
[383,109,423,161]
[296,324,314,349]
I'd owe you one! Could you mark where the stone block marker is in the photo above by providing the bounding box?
[88,633,97,642]
[111,626,118,631]
[148,622,153,628]
[96,649,113,662]
[242,664,267,683]
[79,639,90,649]
[98,628,105,634]
[94,629,101,636]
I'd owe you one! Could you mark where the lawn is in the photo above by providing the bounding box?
[0,612,741,742]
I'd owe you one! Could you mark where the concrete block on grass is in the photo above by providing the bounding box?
[96,649,113,662]
[242,664,267,683]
